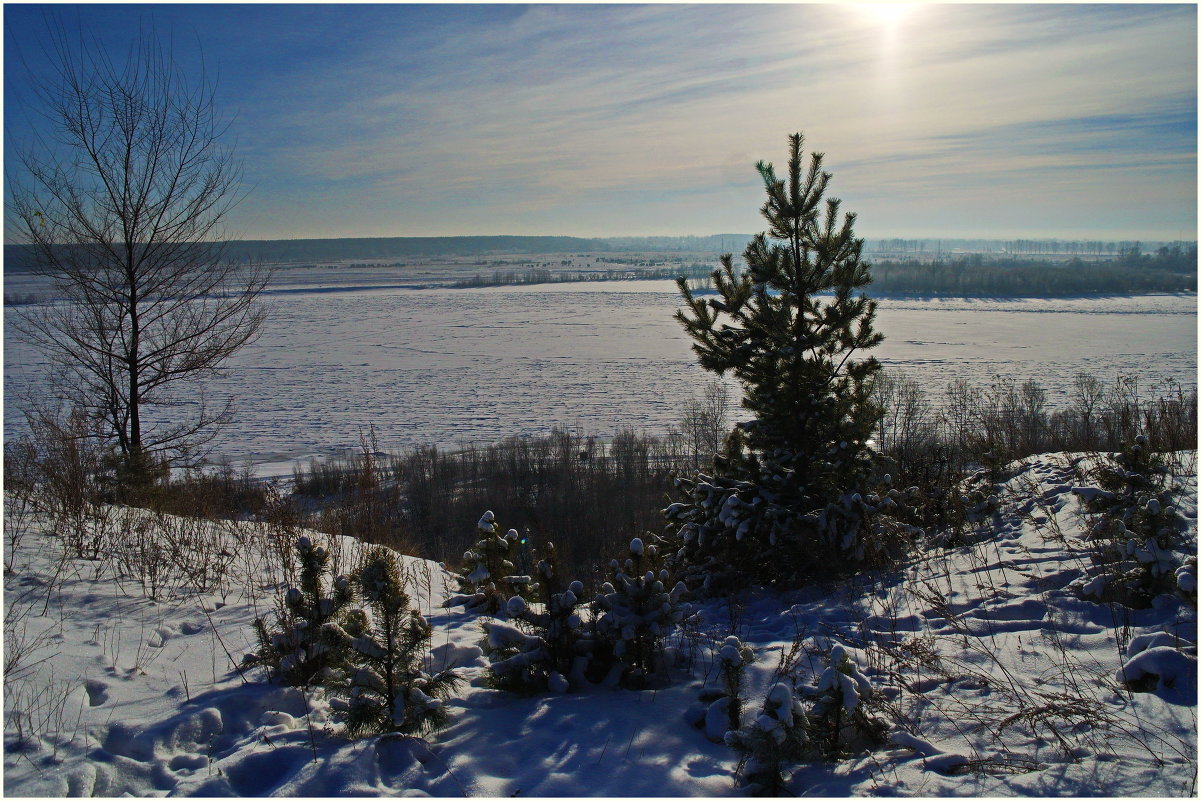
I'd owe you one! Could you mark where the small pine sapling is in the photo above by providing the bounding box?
[483,541,590,693]
[245,535,363,687]
[445,511,535,614]
[483,588,589,694]
[1075,435,1187,606]
[1100,434,1169,495]
[703,635,755,742]
[805,643,886,756]
[593,535,690,688]
[979,445,1008,486]
[959,451,1007,526]
[343,547,461,737]
[725,682,810,796]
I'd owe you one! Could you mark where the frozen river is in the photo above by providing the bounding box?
[4,278,1195,471]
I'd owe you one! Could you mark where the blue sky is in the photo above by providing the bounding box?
[4,3,1196,241]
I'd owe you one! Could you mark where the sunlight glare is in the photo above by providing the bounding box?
[856,3,914,27]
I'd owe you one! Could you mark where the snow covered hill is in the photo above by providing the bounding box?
[4,452,1196,796]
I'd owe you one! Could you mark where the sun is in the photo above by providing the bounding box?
[855,3,914,27]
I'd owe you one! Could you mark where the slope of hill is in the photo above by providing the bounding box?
[3,452,1196,796]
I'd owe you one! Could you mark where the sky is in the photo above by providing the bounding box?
[4,3,1197,242]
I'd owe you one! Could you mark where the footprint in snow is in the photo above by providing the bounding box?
[375,736,422,788]
[148,625,175,648]
[973,597,1047,622]
[223,746,309,796]
[85,679,110,706]
[169,753,209,772]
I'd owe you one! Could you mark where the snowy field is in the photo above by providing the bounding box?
[4,272,1195,472]
[3,451,1196,796]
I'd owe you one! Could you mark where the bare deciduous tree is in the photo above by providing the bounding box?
[8,26,268,489]
[679,379,733,468]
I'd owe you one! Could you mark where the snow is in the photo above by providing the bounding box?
[4,451,1197,796]
[5,278,1194,472]
[1177,562,1197,594]
[505,596,528,618]
[1117,647,1198,697]
[698,696,729,742]
[890,730,943,756]
[765,683,797,728]
[547,672,569,695]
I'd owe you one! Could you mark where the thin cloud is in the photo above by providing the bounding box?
[6,4,1195,239]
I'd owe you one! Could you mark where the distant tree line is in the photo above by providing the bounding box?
[451,263,715,288]
[1000,239,1154,258]
[1,237,612,270]
[863,238,1192,259]
[3,236,756,270]
[871,246,1196,297]
[9,235,1193,275]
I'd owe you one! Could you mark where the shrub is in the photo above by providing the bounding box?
[703,635,755,742]
[296,430,416,555]
[817,481,918,566]
[804,643,887,756]
[139,462,269,520]
[1075,435,1187,607]
[295,427,677,582]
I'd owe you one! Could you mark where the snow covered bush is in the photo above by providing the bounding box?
[667,469,912,595]
[724,682,810,796]
[482,542,590,693]
[704,635,755,742]
[962,484,1002,524]
[592,535,690,688]
[245,535,363,687]
[1176,556,1197,603]
[1074,435,1188,607]
[817,482,918,567]
[444,511,535,614]
[341,547,461,737]
[1115,630,1198,696]
[664,470,768,595]
[804,643,886,756]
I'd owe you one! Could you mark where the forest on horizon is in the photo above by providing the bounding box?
[5,237,1196,300]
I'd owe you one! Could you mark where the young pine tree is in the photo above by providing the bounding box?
[806,643,886,756]
[343,547,461,737]
[668,132,886,589]
[703,635,755,742]
[1076,434,1186,606]
[482,542,590,693]
[592,535,690,688]
[246,535,363,687]
[725,682,811,796]
[445,511,536,614]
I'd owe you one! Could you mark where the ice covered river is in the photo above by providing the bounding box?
[4,278,1195,471]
